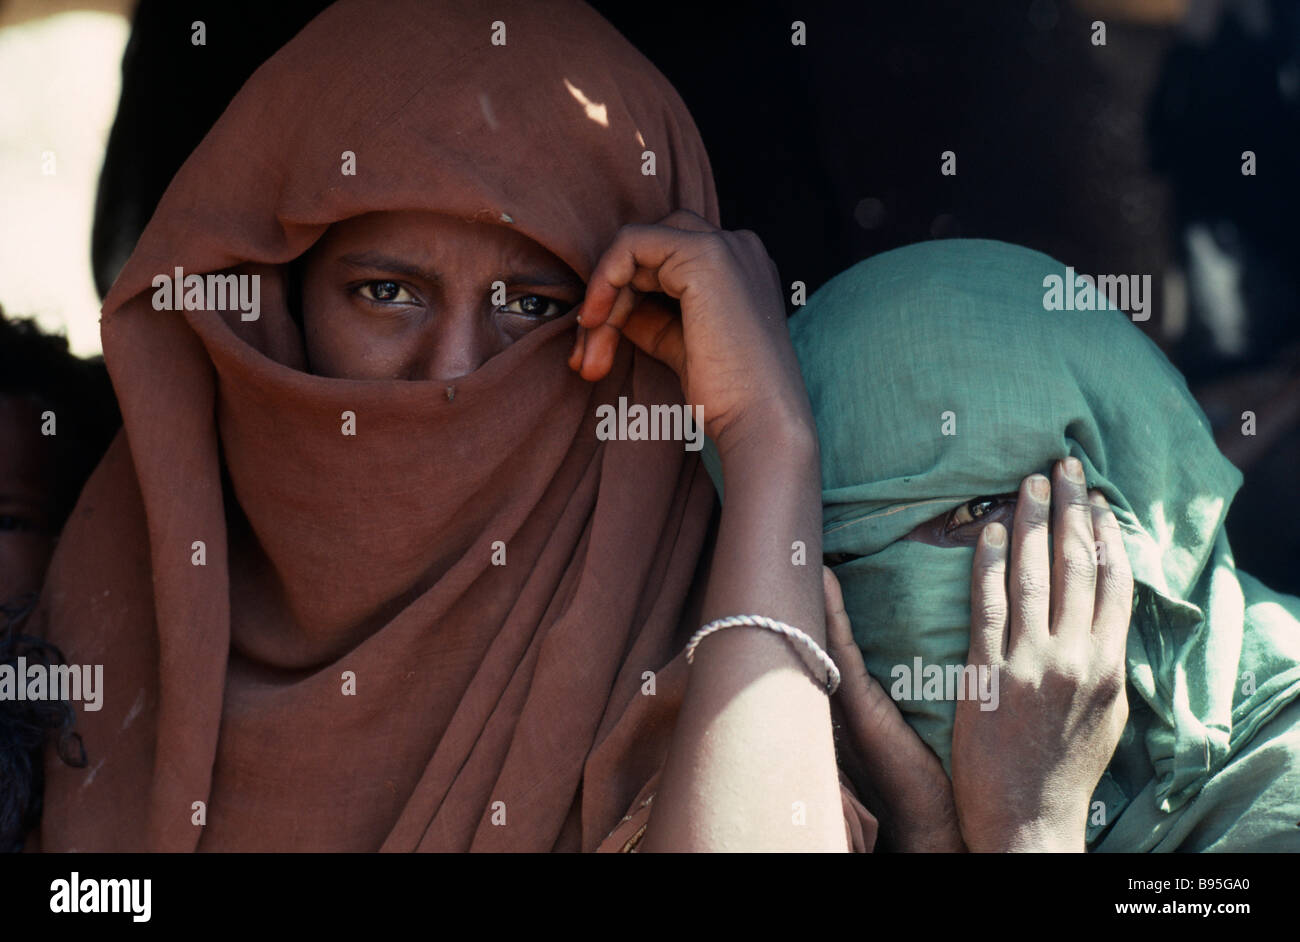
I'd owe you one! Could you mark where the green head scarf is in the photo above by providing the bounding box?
[785,239,1300,850]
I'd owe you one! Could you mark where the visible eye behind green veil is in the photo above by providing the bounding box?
[786,238,1300,852]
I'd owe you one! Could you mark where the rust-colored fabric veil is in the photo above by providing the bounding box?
[34,0,875,852]
[36,0,714,854]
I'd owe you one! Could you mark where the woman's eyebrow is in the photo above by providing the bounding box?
[337,252,440,284]
[336,252,580,291]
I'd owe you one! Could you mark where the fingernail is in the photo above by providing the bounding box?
[985,522,1006,547]
[1028,475,1050,500]
[1064,457,1085,483]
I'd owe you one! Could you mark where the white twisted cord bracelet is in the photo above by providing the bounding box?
[685,615,841,695]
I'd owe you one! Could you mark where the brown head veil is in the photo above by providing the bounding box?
[34,0,725,852]
[35,0,876,852]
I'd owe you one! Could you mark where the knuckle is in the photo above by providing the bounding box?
[1060,550,1098,587]
[1094,508,1122,533]
[974,597,1008,628]
[729,229,772,264]
[1100,564,1134,606]
[1002,653,1038,689]
[1113,562,1135,597]
[1047,653,1087,688]
[1091,507,1116,532]
[975,552,1006,579]
[1017,513,1050,539]
[602,226,644,265]
[696,232,731,261]
[1067,493,1093,513]
[1073,668,1126,721]
[1094,662,1127,699]
[1063,499,1095,531]
[1014,569,1051,606]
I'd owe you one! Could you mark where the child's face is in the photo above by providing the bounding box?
[0,395,55,607]
[300,210,584,381]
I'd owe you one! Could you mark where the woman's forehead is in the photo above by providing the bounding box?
[309,211,578,277]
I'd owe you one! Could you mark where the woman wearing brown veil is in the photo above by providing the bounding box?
[25,0,1132,852]
[22,0,866,852]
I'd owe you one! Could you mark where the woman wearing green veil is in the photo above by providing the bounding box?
[787,238,1300,851]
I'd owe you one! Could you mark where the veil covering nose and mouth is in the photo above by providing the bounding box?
[791,239,1300,851]
[29,0,876,852]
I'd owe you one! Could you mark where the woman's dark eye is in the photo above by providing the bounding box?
[946,498,1000,532]
[358,281,415,303]
[503,295,566,319]
[0,514,34,532]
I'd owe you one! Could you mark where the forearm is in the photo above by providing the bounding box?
[641,416,848,852]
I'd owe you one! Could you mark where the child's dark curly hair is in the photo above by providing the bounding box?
[0,595,87,853]
[0,313,121,529]
[0,309,119,851]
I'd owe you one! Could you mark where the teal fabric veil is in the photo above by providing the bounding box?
[785,239,1300,851]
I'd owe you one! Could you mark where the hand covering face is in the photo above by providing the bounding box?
[791,239,1300,850]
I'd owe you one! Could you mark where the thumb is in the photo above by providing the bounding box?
[823,566,917,753]
[823,566,866,680]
